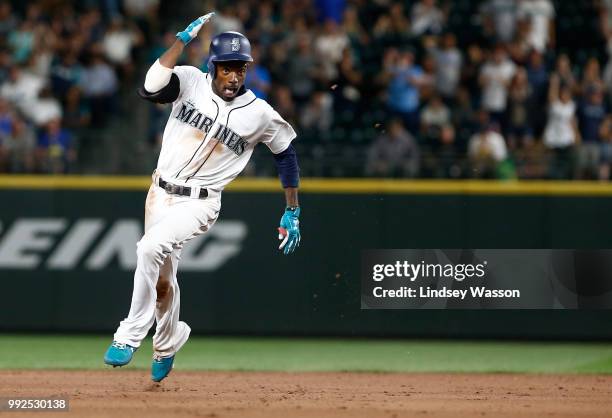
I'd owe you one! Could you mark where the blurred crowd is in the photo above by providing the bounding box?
[3,0,612,180]
[0,0,155,173]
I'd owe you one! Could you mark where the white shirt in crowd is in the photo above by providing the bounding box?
[481,0,518,42]
[21,97,62,126]
[517,0,554,52]
[103,30,138,65]
[434,47,462,97]
[543,100,576,148]
[0,71,44,106]
[315,32,349,80]
[421,103,450,127]
[411,1,444,36]
[468,130,508,162]
[480,58,516,112]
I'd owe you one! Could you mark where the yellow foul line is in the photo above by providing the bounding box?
[0,175,611,196]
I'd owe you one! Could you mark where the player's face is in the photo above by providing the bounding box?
[214,62,248,101]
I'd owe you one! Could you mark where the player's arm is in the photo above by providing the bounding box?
[138,13,214,104]
[274,144,301,255]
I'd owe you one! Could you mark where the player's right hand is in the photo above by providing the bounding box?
[278,207,301,255]
[176,12,215,45]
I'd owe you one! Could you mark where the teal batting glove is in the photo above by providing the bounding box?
[176,12,215,45]
[278,207,301,255]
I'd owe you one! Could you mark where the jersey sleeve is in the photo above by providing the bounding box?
[259,108,297,154]
[172,65,202,101]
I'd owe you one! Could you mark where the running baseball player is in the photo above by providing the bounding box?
[103,13,301,382]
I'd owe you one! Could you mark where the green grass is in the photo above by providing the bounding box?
[0,335,612,374]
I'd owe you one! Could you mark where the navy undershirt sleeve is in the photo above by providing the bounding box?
[273,143,300,188]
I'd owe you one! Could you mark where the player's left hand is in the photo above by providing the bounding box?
[278,207,300,255]
[176,12,215,45]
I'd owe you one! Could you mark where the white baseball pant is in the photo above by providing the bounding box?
[113,177,220,357]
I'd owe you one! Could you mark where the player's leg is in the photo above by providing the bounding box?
[152,249,191,358]
[148,200,218,382]
[104,185,167,366]
[113,196,219,349]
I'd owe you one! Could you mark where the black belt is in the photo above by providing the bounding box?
[158,178,208,199]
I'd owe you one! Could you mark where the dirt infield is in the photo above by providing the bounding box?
[1,370,611,418]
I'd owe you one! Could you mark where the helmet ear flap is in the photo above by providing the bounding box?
[207,57,216,78]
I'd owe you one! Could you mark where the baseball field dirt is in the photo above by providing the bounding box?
[1,370,611,418]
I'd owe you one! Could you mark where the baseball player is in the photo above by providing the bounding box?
[103,13,301,382]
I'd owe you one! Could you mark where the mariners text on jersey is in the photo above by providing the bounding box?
[174,101,247,156]
[155,65,296,190]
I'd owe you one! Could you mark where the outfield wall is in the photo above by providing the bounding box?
[2,176,612,339]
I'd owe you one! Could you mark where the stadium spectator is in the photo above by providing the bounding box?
[506,67,534,149]
[552,54,577,93]
[1,65,44,110]
[0,1,18,37]
[389,2,411,38]
[603,39,612,96]
[525,50,548,121]
[0,97,12,171]
[35,117,75,173]
[599,0,612,38]
[341,5,369,48]
[0,97,13,136]
[21,87,62,128]
[9,20,35,65]
[79,8,105,46]
[452,87,477,147]
[63,86,90,130]
[461,43,485,102]
[480,0,518,43]
[123,0,160,41]
[598,114,612,180]
[0,132,7,171]
[300,90,333,139]
[366,118,420,177]
[372,13,393,41]
[79,52,118,127]
[314,19,350,82]
[410,0,446,36]
[543,74,580,179]
[270,85,297,127]
[515,137,550,179]
[423,123,462,178]
[315,0,346,23]
[577,89,607,179]
[420,94,451,144]
[479,45,516,129]
[580,57,605,98]
[517,0,555,53]
[383,48,424,134]
[507,17,532,65]
[331,47,362,115]
[468,111,508,178]
[50,52,82,102]
[102,16,144,81]
[245,44,271,100]
[419,53,437,102]
[288,35,318,106]
[213,5,245,34]
[3,115,35,173]
[433,32,462,99]
[250,1,275,47]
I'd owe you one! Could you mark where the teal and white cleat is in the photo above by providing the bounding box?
[104,341,137,367]
[151,355,175,382]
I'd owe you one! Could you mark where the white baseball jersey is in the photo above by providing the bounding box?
[155,65,296,190]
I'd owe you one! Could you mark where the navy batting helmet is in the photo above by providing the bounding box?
[207,31,253,76]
